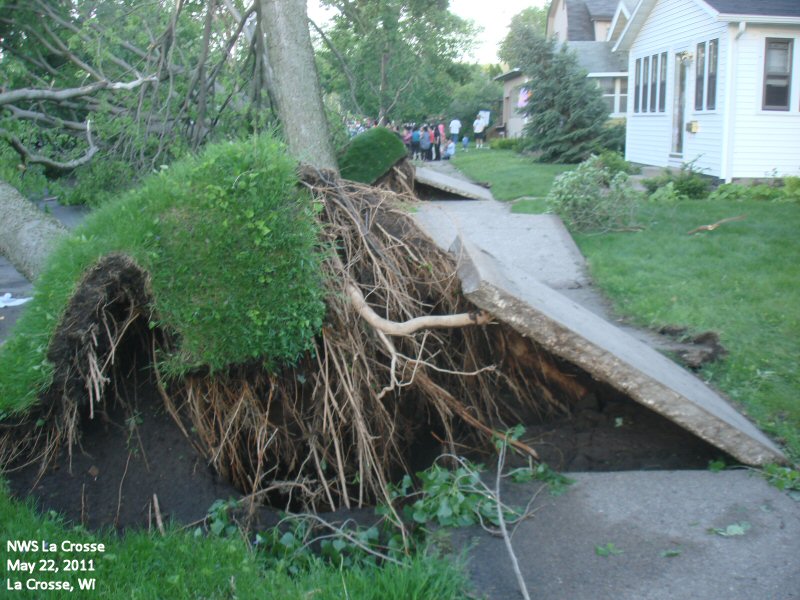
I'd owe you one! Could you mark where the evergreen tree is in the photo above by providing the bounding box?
[505,30,610,163]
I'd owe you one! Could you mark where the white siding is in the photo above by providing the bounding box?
[625,0,728,176]
[730,25,800,178]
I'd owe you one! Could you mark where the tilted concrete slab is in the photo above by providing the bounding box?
[452,236,786,466]
[414,165,494,201]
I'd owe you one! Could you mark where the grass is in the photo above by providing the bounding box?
[574,200,800,459]
[0,480,471,599]
[452,149,573,202]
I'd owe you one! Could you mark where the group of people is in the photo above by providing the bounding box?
[401,114,487,162]
[403,123,455,162]
[346,113,489,160]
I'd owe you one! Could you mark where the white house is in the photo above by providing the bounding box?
[615,0,800,181]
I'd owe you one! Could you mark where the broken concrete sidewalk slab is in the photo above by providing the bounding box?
[414,200,590,291]
[414,165,494,201]
[453,236,786,466]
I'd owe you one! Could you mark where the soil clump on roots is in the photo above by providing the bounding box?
[3,169,726,531]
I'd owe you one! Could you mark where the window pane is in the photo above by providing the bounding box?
[766,41,791,74]
[619,95,627,114]
[597,77,615,94]
[603,96,615,114]
[642,56,649,112]
[764,39,793,110]
[707,39,718,109]
[659,52,667,111]
[695,42,705,110]
[650,54,658,112]
[634,58,641,112]
[619,76,628,94]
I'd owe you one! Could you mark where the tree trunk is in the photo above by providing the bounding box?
[0,181,67,281]
[259,0,338,171]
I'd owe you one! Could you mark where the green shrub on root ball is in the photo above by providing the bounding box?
[0,135,325,412]
[338,126,407,184]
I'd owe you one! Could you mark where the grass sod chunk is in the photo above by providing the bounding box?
[338,127,407,184]
[0,135,325,413]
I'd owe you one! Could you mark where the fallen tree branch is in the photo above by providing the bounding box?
[495,440,532,600]
[687,215,746,235]
[1,120,98,172]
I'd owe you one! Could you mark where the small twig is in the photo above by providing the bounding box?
[687,215,746,235]
[496,441,532,600]
[114,452,132,528]
[80,483,86,527]
[152,493,165,536]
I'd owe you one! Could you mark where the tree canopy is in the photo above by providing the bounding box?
[314,0,478,123]
[501,21,610,163]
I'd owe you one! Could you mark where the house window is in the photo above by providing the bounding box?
[650,54,658,112]
[619,77,628,113]
[659,52,667,111]
[634,58,641,112]
[642,56,650,112]
[763,38,793,110]
[707,40,718,109]
[695,42,706,110]
[694,39,719,111]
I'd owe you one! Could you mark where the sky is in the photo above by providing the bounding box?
[307,0,549,65]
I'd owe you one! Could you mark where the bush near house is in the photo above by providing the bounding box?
[545,155,642,232]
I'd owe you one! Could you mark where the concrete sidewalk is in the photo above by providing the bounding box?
[453,470,800,600]
[411,163,799,599]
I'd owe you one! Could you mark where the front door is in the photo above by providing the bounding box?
[671,53,687,156]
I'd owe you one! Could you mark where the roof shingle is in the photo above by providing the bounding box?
[702,0,800,17]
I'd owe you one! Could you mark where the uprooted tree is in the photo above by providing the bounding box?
[0,0,587,515]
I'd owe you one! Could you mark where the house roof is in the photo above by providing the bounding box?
[568,41,629,74]
[584,0,621,20]
[702,0,800,18]
[493,69,524,82]
[614,0,800,52]
[566,0,595,41]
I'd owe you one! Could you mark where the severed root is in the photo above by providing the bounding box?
[687,215,745,235]
[347,282,491,336]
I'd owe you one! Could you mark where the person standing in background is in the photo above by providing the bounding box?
[473,114,486,149]
[448,117,462,143]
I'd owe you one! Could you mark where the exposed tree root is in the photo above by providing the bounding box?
[2,169,587,514]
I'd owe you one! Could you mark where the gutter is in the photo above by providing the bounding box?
[717,15,800,25]
[721,22,744,183]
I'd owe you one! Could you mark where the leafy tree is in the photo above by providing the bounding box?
[498,4,549,67]
[0,0,270,189]
[505,30,609,163]
[447,65,502,136]
[314,0,478,123]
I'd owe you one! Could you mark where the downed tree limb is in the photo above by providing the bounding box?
[687,215,745,235]
[0,180,67,281]
[347,282,491,336]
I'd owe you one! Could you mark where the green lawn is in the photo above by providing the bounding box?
[574,200,800,460]
[452,149,573,202]
[0,480,471,599]
[452,152,800,462]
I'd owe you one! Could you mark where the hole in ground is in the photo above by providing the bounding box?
[6,363,732,533]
